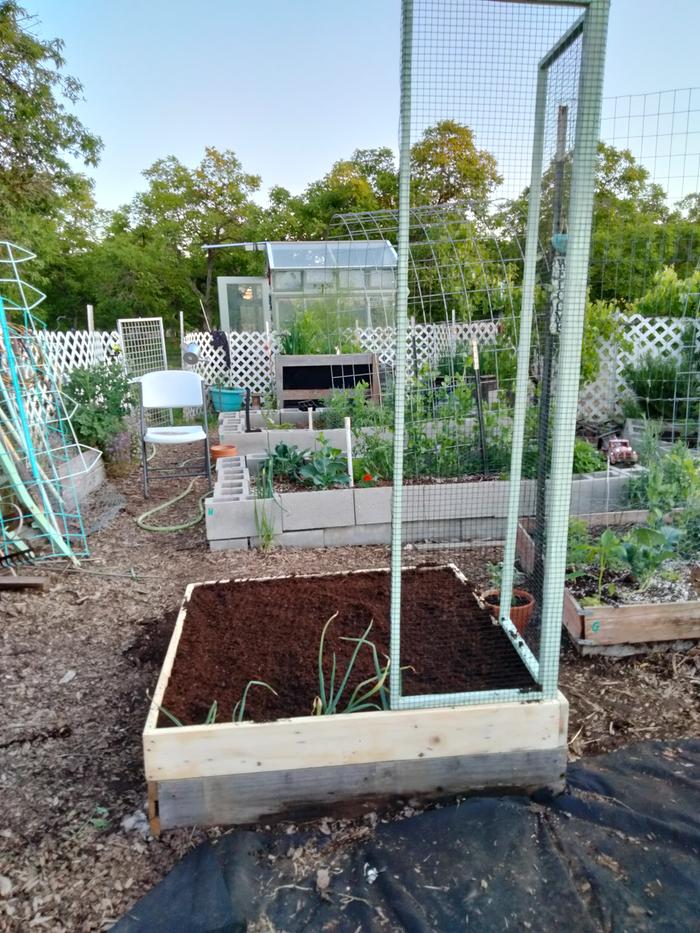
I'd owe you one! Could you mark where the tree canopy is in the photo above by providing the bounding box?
[1,2,698,332]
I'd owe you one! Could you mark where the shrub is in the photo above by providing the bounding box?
[635,266,700,318]
[63,363,131,450]
[572,438,606,474]
[623,351,698,422]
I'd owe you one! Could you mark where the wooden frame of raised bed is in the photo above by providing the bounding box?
[516,511,700,653]
[144,566,568,832]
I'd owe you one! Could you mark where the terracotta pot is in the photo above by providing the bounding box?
[480,588,535,636]
[210,444,238,461]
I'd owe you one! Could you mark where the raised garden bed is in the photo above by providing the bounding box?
[206,458,636,550]
[144,565,568,831]
[517,511,700,654]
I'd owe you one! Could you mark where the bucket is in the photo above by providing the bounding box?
[210,387,246,412]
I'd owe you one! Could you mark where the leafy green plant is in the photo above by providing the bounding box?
[622,524,682,588]
[566,518,592,573]
[629,439,700,520]
[634,266,700,318]
[323,381,391,429]
[298,435,350,488]
[675,504,700,559]
[265,441,308,482]
[279,309,323,355]
[623,351,698,422]
[63,362,132,450]
[486,561,525,590]
[572,437,606,474]
[355,431,394,481]
[313,613,389,715]
[586,528,627,604]
[89,806,111,831]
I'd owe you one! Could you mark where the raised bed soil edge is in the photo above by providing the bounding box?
[161,566,537,725]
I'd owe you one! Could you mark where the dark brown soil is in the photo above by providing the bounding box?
[161,566,537,725]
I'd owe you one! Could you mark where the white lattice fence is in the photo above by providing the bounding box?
[183,331,280,395]
[184,322,499,391]
[577,314,696,423]
[39,330,120,378]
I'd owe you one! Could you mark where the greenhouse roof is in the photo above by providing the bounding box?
[203,239,397,270]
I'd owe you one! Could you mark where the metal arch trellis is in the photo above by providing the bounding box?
[329,203,537,334]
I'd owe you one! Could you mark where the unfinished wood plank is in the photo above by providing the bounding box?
[562,588,584,641]
[516,522,536,574]
[144,695,566,782]
[154,747,568,830]
[144,584,193,731]
[0,575,45,589]
[582,600,700,645]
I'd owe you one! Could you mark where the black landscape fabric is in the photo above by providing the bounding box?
[115,740,699,932]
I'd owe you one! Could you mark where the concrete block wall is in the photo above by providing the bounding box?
[205,468,636,551]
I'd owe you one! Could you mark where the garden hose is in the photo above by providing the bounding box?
[134,454,210,533]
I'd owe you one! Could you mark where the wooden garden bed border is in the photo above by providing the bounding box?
[516,512,700,651]
[143,565,568,832]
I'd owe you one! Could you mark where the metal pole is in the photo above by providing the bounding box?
[498,64,549,627]
[534,104,569,606]
[345,416,355,487]
[540,0,610,698]
[389,0,413,709]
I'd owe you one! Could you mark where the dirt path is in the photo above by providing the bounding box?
[0,467,697,931]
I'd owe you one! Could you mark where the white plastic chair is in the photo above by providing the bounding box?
[133,370,211,497]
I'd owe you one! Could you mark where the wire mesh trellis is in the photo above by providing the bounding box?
[371,0,611,711]
[0,242,88,566]
[117,317,171,426]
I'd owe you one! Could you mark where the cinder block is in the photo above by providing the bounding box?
[205,495,283,540]
[209,537,249,551]
[421,479,513,520]
[280,488,355,531]
[276,529,325,548]
[324,523,391,547]
[218,431,268,454]
[354,486,392,525]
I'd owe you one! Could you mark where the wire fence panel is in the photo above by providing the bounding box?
[373,0,610,711]
[117,317,170,426]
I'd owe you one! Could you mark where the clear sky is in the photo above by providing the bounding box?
[26,0,700,210]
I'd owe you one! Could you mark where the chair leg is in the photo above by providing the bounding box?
[204,438,212,490]
[141,439,150,498]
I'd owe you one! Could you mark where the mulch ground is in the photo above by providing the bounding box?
[0,447,698,931]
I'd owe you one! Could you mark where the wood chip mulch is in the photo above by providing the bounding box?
[0,456,697,931]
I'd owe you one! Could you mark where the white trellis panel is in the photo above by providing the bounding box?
[39,330,120,379]
[117,317,168,378]
[43,316,693,424]
[184,322,499,392]
[117,317,170,426]
[577,314,696,423]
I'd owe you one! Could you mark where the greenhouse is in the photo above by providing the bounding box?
[214,239,397,333]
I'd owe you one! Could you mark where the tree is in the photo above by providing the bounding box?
[410,120,501,207]
[0,2,101,243]
[133,147,262,321]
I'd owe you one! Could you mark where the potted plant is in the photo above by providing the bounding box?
[210,379,247,413]
[479,561,535,635]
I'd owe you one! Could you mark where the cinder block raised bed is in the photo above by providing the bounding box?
[144,565,568,832]
[205,466,636,551]
[516,513,700,653]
